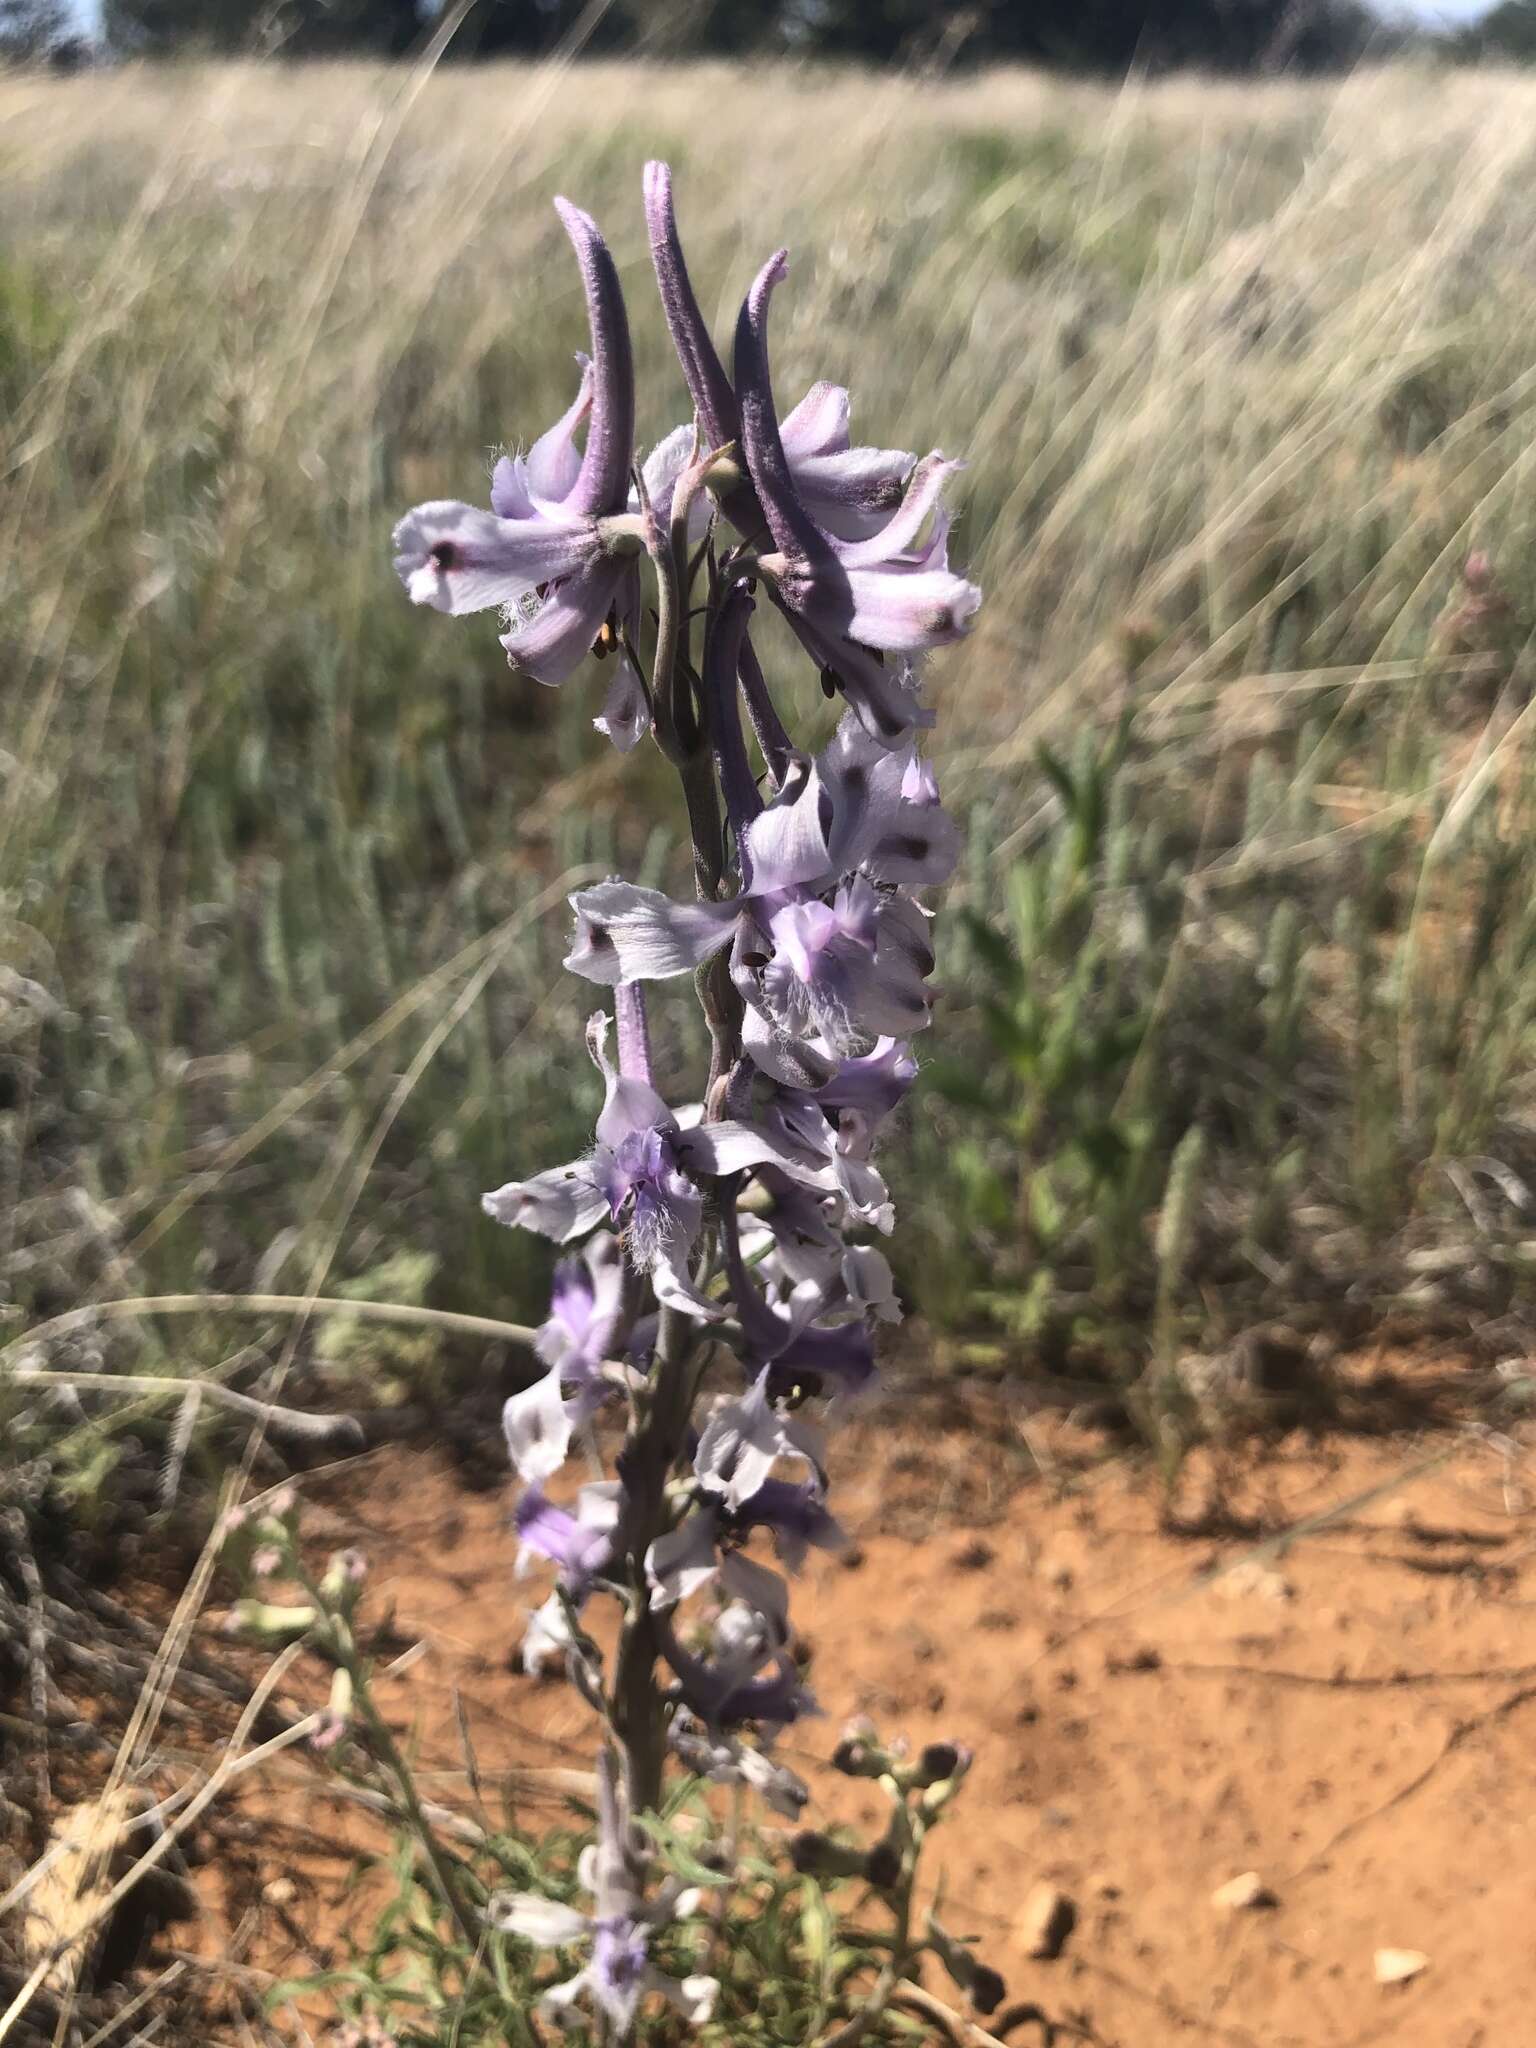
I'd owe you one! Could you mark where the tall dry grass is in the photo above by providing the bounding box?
[6,54,1536,1417]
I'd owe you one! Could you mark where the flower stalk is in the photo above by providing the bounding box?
[389,161,995,2040]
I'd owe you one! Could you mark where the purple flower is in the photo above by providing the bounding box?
[693,1370,826,1511]
[566,718,953,1084]
[748,877,931,1061]
[659,1618,816,1733]
[502,1365,575,1488]
[392,198,644,687]
[489,1751,718,2032]
[718,1205,881,1400]
[734,1478,848,1571]
[485,1002,846,1322]
[669,1706,810,1818]
[663,1582,807,1741]
[734,251,980,745]
[747,1037,919,1220]
[647,1483,843,1616]
[515,1482,620,1595]
[643,160,915,542]
[536,1233,625,1417]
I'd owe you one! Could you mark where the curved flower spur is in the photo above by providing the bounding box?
[390,165,999,2041]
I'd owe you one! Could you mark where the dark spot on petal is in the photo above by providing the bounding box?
[878,834,930,864]
[428,541,459,570]
[820,667,840,700]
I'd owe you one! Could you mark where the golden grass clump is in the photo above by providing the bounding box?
[6,54,1536,1375]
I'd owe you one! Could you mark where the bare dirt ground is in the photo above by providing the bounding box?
[180,1346,1536,2047]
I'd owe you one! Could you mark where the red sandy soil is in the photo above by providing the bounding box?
[190,1355,1536,2047]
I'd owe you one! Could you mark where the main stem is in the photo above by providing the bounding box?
[611,1299,699,1816]
[611,460,741,1822]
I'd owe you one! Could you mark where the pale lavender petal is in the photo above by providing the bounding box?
[718,1551,790,1644]
[862,802,959,888]
[592,654,651,753]
[502,1369,573,1486]
[515,1486,614,1583]
[778,380,850,459]
[482,1162,606,1242]
[739,755,829,894]
[818,715,898,868]
[843,1244,901,1322]
[674,1116,836,1184]
[490,1894,591,1946]
[820,718,961,884]
[614,983,653,1086]
[526,354,594,506]
[646,1512,721,1608]
[638,423,711,541]
[650,1970,719,2026]
[553,198,634,517]
[842,564,982,651]
[695,1373,824,1508]
[590,1924,649,2031]
[393,501,597,616]
[652,1250,727,1323]
[792,445,914,538]
[741,1002,839,1089]
[500,558,629,687]
[832,453,962,570]
[641,422,694,511]
[595,1070,676,1151]
[878,891,937,979]
[565,881,738,985]
[537,1966,601,2028]
[489,454,535,520]
[812,1038,918,1120]
[521,1592,575,1674]
[901,750,942,807]
[774,593,932,747]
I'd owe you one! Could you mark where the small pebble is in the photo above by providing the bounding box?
[1220,1560,1294,1603]
[1212,1871,1275,1912]
[1374,1948,1429,1987]
[1017,1882,1077,1960]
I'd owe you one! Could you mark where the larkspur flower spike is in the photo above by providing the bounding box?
[391,163,985,2043]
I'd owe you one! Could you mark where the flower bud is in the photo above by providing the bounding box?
[906,1741,969,1790]
[702,448,748,501]
[320,1548,368,1609]
[227,1599,317,1644]
[596,513,646,558]
[831,1719,891,1779]
[863,1839,902,1892]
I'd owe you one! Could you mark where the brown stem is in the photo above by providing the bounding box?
[610,1302,699,1816]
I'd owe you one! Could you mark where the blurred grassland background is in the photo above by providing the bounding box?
[8,53,1536,1446]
